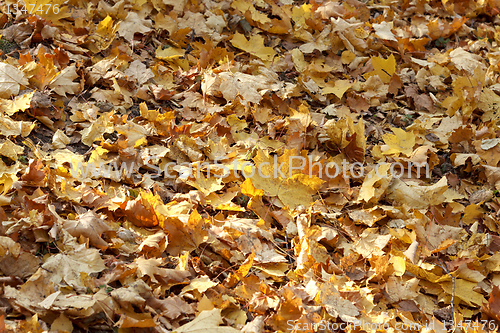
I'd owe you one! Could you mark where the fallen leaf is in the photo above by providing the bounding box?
[0,63,29,98]
[230,33,276,62]
[63,211,112,250]
[118,12,152,42]
[373,22,398,41]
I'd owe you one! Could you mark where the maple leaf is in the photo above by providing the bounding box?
[0,63,29,98]
[124,191,161,227]
[0,91,33,115]
[249,148,324,209]
[157,208,208,256]
[117,12,152,43]
[386,176,449,209]
[174,309,241,333]
[373,22,398,41]
[41,243,106,291]
[63,211,112,250]
[322,79,354,98]
[318,281,359,322]
[364,54,396,83]
[137,230,167,257]
[125,60,154,85]
[156,46,185,60]
[48,65,80,96]
[230,32,276,62]
[382,127,416,156]
[4,270,54,315]
[92,15,118,51]
[147,295,195,320]
[0,236,21,258]
[357,164,392,203]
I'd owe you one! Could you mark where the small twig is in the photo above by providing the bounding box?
[185,30,196,55]
[435,257,455,329]
[284,231,293,265]
[41,266,53,273]
[381,68,392,77]
[272,232,295,265]
[262,179,285,222]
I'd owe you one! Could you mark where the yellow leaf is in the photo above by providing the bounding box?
[0,139,24,161]
[318,281,359,322]
[157,208,208,255]
[117,12,152,42]
[93,16,118,51]
[132,257,190,283]
[240,178,264,197]
[0,114,35,137]
[187,209,208,247]
[364,54,396,83]
[230,32,276,62]
[227,114,248,132]
[0,91,33,116]
[52,129,71,149]
[116,312,155,328]
[206,187,244,211]
[156,46,185,60]
[357,163,392,203]
[231,0,271,25]
[405,261,444,283]
[441,279,486,307]
[479,88,500,121]
[280,174,324,209]
[139,102,159,121]
[341,50,356,64]
[213,203,245,211]
[291,3,312,29]
[373,22,397,41]
[236,253,255,279]
[249,148,323,208]
[186,173,224,196]
[382,127,415,156]
[181,276,218,296]
[124,191,162,228]
[0,236,21,258]
[390,256,406,276]
[322,80,354,98]
[115,121,149,147]
[50,314,73,332]
[137,230,167,257]
[291,48,308,72]
[463,203,484,224]
[96,15,114,36]
[254,262,289,277]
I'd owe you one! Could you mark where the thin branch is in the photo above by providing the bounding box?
[435,258,455,330]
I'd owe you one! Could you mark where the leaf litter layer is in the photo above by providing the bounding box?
[1,0,500,332]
